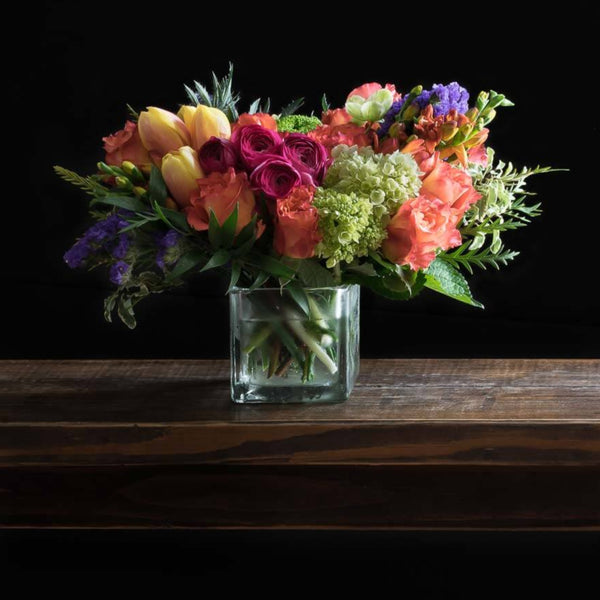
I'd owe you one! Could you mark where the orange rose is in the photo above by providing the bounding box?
[102,121,151,167]
[233,112,278,132]
[421,159,481,219]
[308,123,372,155]
[273,186,321,259]
[185,168,260,236]
[321,108,352,127]
[382,193,462,270]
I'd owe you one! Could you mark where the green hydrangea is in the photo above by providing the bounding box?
[324,145,422,213]
[276,114,322,134]
[313,188,386,268]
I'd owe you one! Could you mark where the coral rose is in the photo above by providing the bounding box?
[321,108,352,126]
[185,168,259,235]
[233,112,278,131]
[103,121,151,167]
[421,160,481,218]
[274,186,321,259]
[308,123,372,156]
[382,192,462,270]
[347,82,401,101]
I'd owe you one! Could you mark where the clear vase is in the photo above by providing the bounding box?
[230,285,360,404]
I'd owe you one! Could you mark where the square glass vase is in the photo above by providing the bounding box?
[230,285,360,404]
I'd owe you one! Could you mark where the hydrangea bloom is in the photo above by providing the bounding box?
[415,82,469,117]
[277,114,322,134]
[324,145,422,213]
[312,188,384,268]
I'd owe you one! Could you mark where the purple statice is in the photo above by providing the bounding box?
[155,230,181,270]
[64,213,131,269]
[415,82,470,117]
[378,97,406,138]
[109,260,131,285]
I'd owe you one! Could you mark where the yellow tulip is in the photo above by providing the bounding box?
[178,104,231,151]
[138,107,192,165]
[160,146,204,209]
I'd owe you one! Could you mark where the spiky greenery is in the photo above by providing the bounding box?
[438,242,520,275]
[54,166,108,197]
[184,62,241,122]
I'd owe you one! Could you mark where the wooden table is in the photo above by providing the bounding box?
[1,359,599,529]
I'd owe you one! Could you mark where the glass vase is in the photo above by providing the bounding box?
[230,285,360,404]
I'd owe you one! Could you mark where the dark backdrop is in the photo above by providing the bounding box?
[5,1,599,359]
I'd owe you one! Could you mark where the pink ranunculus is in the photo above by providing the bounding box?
[231,124,283,171]
[347,82,401,101]
[250,158,302,199]
[382,192,462,270]
[421,159,481,219]
[281,133,330,186]
[321,108,352,126]
[103,121,151,167]
[198,137,240,174]
[274,186,321,259]
[184,168,261,236]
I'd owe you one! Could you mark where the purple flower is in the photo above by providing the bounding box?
[155,230,181,270]
[65,212,131,269]
[109,261,130,285]
[415,82,470,117]
[378,98,406,138]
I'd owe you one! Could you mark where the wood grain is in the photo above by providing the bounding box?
[1,359,598,529]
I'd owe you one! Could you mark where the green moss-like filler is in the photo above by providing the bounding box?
[324,144,422,214]
[313,188,386,268]
[276,114,322,134]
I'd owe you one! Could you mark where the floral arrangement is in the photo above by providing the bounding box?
[56,66,555,385]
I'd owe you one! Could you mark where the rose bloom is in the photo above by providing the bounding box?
[321,108,352,126]
[231,124,283,170]
[103,121,151,167]
[347,82,401,101]
[281,133,330,186]
[233,112,278,132]
[382,192,462,270]
[185,168,259,235]
[308,123,372,156]
[421,159,481,218]
[274,186,321,259]
[250,158,302,199]
[198,137,240,173]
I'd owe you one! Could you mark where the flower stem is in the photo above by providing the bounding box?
[243,324,272,354]
[287,320,338,374]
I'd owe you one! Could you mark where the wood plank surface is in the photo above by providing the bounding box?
[1,359,599,529]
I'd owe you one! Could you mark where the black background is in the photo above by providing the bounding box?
[4,0,599,591]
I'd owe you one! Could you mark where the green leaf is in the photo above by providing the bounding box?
[248,98,261,114]
[234,215,257,248]
[345,270,425,301]
[425,258,484,308]
[148,166,167,206]
[220,205,238,249]
[92,194,148,213]
[200,248,230,272]
[280,97,305,117]
[249,270,270,291]
[166,248,206,281]
[227,260,242,293]
[208,210,222,249]
[321,94,330,112]
[152,201,191,233]
[117,295,137,329]
[244,252,297,280]
[296,260,336,288]
[286,282,310,316]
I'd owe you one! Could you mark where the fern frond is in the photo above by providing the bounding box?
[126,104,139,120]
[54,166,108,197]
[440,243,520,275]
